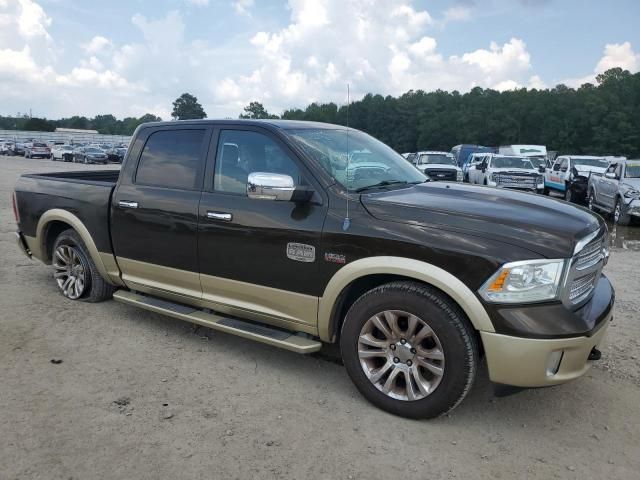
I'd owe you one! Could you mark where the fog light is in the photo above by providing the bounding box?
[546,350,564,376]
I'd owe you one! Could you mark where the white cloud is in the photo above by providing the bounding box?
[83,36,111,55]
[562,42,640,87]
[232,0,254,16]
[595,41,639,74]
[443,5,472,22]
[16,0,51,39]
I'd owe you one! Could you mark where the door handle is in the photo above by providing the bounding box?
[119,200,138,209]
[207,211,232,222]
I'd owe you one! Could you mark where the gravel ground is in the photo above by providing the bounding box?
[1,156,639,480]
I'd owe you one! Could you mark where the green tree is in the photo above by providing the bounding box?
[171,93,207,120]
[239,101,279,119]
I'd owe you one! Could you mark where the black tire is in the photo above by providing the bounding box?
[340,281,479,419]
[588,190,597,211]
[614,198,631,226]
[52,229,115,302]
[564,184,573,203]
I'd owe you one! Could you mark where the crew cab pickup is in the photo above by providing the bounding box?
[13,120,614,419]
[544,155,609,203]
[588,159,640,225]
[412,151,463,182]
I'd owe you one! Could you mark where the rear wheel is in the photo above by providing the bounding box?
[52,229,114,302]
[614,198,631,226]
[340,281,478,419]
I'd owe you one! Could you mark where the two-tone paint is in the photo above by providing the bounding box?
[14,119,614,388]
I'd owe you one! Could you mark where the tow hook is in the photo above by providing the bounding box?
[588,347,602,361]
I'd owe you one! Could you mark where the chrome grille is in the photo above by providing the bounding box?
[425,169,457,181]
[562,228,607,307]
[494,173,540,189]
[569,272,598,302]
[575,237,605,270]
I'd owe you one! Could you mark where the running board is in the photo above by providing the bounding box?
[112,290,321,354]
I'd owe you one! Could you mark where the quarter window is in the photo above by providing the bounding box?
[214,130,301,195]
[136,129,206,190]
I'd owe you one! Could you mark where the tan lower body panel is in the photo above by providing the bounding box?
[117,257,319,336]
[23,235,41,261]
[481,315,611,387]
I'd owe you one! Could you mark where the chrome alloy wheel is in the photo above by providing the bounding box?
[614,203,621,223]
[358,310,445,401]
[53,245,86,299]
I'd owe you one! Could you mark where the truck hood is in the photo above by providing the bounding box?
[575,165,606,176]
[361,182,603,258]
[622,178,640,189]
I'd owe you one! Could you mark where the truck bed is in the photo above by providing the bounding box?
[22,170,120,186]
[15,170,119,256]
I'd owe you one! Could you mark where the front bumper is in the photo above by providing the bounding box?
[626,198,640,217]
[481,274,614,387]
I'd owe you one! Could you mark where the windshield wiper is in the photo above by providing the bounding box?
[355,180,411,193]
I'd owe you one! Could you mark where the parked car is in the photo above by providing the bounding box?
[106,146,127,163]
[450,144,496,169]
[0,141,14,155]
[12,143,26,156]
[544,155,609,203]
[24,142,51,159]
[413,151,463,181]
[13,119,613,419]
[51,145,75,162]
[468,154,544,192]
[588,159,640,225]
[73,146,108,164]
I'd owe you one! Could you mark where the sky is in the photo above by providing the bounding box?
[1,0,639,120]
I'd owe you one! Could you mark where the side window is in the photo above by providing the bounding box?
[553,159,562,171]
[135,129,205,190]
[615,164,622,178]
[214,130,302,195]
[559,159,568,172]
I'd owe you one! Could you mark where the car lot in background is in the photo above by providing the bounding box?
[589,159,640,225]
[468,153,544,192]
[544,155,609,203]
[73,146,108,164]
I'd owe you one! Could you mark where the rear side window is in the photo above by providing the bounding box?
[136,129,205,190]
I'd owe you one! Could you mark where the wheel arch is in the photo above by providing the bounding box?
[34,209,120,285]
[317,256,494,342]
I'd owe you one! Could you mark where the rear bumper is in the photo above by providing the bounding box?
[15,231,32,258]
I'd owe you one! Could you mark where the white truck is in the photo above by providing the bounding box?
[543,155,609,203]
[468,153,544,192]
[412,151,463,182]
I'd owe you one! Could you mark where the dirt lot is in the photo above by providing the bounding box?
[1,156,639,480]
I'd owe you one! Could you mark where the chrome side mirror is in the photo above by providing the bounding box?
[247,172,295,201]
[604,172,616,179]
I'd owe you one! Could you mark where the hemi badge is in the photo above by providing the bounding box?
[324,253,346,264]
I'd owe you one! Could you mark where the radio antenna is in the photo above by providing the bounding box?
[342,83,351,231]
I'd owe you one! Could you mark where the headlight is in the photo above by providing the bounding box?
[456,170,463,181]
[479,259,566,303]
[624,188,640,199]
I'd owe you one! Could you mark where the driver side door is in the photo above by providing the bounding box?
[197,126,327,332]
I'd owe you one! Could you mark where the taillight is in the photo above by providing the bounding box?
[12,191,20,225]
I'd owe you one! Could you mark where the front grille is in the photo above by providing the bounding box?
[426,169,457,181]
[494,173,540,189]
[575,237,605,270]
[569,272,598,302]
[563,230,607,306]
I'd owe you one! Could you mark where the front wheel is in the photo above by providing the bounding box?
[52,229,114,302]
[340,281,478,419]
[614,198,631,226]
[564,184,573,203]
[588,191,597,211]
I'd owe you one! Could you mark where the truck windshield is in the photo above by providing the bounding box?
[491,157,533,169]
[526,157,546,168]
[287,128,426,192]
[625,162,640,178]
[574,157,608,168]
[418,154,456,166]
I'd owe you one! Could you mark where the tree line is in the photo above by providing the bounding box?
[2,68,638,157]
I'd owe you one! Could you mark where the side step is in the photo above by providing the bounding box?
[113,290,322,354]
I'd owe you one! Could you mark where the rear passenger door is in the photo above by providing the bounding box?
[111,126,211,298]
[197,126,327,330]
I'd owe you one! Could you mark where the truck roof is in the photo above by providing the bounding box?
[138,119,347,131]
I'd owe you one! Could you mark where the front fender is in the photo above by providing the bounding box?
[317,256,494,342]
